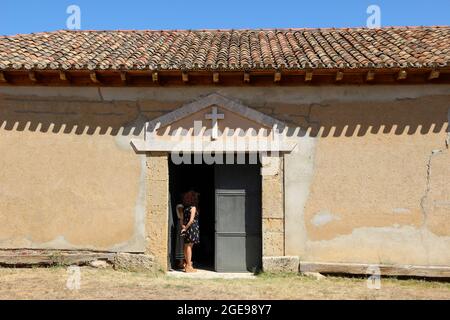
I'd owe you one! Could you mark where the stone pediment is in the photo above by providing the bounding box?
[131,93,295,152]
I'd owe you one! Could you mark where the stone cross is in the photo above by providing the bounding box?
[205,106,224,140]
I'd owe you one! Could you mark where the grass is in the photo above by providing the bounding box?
[0,267,448,300]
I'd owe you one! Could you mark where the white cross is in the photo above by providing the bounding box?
[205,106,224,140]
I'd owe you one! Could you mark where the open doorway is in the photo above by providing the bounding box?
[168,159,216,270]
[168,154,263,273]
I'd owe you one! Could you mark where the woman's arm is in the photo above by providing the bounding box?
[184,206,197,229]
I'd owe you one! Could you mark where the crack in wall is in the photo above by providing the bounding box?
[13,110,78,115]
[416,107,449,230]
[306,103,321,127]
[92,112,126,116]
[419,147,447,266]
[136,100,142,114]
[420,150,443,229]
[97,87,104,101]
[446,107,450,149]
[1,96,103,103]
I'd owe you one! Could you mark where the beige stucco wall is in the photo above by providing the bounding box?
[294,95,450,266]
[0,96,148,252]
[0,85,448,268]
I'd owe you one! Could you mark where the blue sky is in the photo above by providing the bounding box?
[1,0,449,36]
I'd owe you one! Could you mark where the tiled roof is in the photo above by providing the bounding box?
[0,26,449,71]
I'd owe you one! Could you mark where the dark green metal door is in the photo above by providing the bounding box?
[214,162,262,272]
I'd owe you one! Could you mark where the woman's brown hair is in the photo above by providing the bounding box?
[182,190,199,207]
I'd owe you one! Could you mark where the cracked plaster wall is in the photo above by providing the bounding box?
[0,85,448,266]
[297,91,450,266]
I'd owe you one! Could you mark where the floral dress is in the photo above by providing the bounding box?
[183,206,200,244]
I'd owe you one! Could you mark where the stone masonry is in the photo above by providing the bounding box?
[145,152,169,270]
[262,156,285,257]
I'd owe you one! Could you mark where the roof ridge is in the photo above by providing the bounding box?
[1,25,449,37]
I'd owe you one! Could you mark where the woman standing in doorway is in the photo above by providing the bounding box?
[181,190,200,273]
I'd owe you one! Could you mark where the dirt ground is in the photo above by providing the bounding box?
[0,267,449,300]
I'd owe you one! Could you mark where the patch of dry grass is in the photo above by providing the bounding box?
[0,267,449,300]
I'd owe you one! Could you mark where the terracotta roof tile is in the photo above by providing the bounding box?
[0,26,449,71]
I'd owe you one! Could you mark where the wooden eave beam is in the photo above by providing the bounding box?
[366,70,375,81]
[428,70,440,80]
[213,72,219,83]
[1,68,448,86]
[243,72,250,83]
[0,71,7,83]
[152,71,158,83]
[90,71,100,84]
[397,70,407,80]
[28,71,37,82]
[274,71,281,83]
[120,71,127,84]
[59,71,68,82]
[182,71,189,83]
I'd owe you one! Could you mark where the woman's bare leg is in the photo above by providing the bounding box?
[183,244,188,268]
[185,243,192,267]
[184,244,196,272]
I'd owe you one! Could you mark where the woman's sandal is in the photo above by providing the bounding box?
[184,263,197,273]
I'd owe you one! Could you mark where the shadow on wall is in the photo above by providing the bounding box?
[280,97,450,138]
[0,95,448,138]
[0,99,147,137]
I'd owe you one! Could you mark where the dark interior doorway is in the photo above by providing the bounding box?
[168,159,216,270]
[168,154,263,273]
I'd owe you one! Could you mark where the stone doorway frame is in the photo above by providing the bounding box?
[132,93,295,271]
[145,152,286,271]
